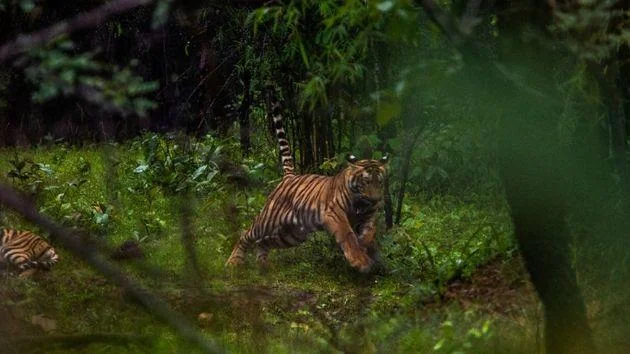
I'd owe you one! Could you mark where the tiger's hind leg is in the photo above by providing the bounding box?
[226,240,247,266]
[18,260,38,272]
[6,257,37,277]
[226,231,253,266]
[255,245,270,269]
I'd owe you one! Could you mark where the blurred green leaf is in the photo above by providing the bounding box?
[134,164,149,173]
[19,0,34,12]
[152,0,173,29]
[376,1,394,12]
[376,99,401,127]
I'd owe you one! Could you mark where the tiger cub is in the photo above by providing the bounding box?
[0,228,59,274]
[226,97,388,273]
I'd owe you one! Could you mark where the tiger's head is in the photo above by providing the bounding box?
[345,154,389,204]
[33,241,58,263]
[43,247,59,264]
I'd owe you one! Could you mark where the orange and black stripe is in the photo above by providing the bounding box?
[270,97,295,177]
[1,228,59,272]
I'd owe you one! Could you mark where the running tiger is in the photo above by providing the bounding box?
[0,228,59,274]
[226,97,388,272]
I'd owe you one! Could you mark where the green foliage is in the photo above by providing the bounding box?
[381,194,513,285]
[0,0,34,12]
[151,0,175,29]
[318,155,344,174]
[376,94,403,127]
[432,319,493,353]
[131,133,223,195]
[25,40,158,117]
[388,121,497,196]
[5,154,53,195]
[551,1,630,62]
[249,0,418,112]
[82,63,158,117]
[0,147,112,235]
[25,41,100,101]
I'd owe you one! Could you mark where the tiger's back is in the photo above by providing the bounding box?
[1,228,59,272]
[248,174,332,248]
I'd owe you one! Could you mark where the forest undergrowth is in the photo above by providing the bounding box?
[0,135,540,354]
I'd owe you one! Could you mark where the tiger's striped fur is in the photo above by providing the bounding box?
[0,228,59,273]
[226,97,388,273]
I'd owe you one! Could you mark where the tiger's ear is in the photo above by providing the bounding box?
[380,154,389,165]
[347,154,358,164]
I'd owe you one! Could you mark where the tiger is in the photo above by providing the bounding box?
[0,228,59,274]
[225,97,388,273]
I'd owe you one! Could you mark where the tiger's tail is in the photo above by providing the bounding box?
[269,94,295,177]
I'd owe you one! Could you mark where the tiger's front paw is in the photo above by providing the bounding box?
[345,249,374,273]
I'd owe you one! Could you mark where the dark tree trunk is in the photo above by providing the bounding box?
[416,1,598,352]
[499,141,595,354]
[327,112,336,157]
[493,2,596,352]
[239,70,252,157]
[394,132,419,225]
[383,174,393,229]
[315,116,324,167]
[337,112,344,154]
[595,61,630,197]
[349,115,356,153]
[301,112,315,169]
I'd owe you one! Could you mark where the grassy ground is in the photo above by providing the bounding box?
[0,139,540,353]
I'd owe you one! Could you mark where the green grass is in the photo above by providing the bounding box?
[0,139,534,353]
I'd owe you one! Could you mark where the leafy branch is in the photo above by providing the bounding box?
[23,41,158,116]
[0,0,156,63]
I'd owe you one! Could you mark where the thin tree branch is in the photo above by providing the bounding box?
[0,183,223,354]
[0,0,156,63]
